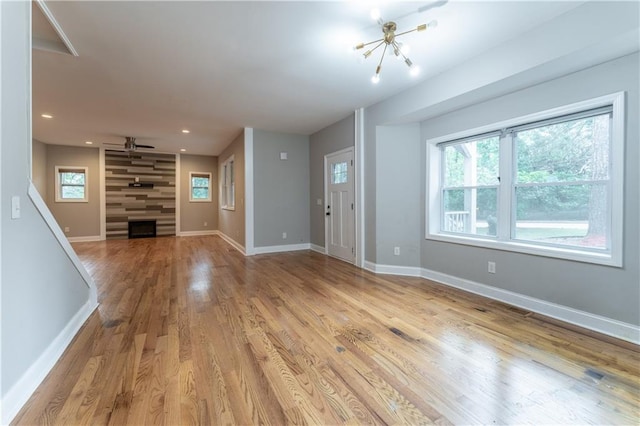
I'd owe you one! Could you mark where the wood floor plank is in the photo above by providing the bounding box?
[11,236,640,425]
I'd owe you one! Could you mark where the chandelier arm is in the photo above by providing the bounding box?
[395,42,410,62]
[366,40,386,57]
[377,43,389,70]
[356,37,385,49]
[394,28,419,38]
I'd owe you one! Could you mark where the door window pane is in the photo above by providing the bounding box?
[331,162,348,184]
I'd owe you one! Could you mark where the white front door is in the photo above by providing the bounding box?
[325,149,355,263]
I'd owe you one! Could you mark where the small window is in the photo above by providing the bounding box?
[55,166,88,202]
[189,172,212,202]
[331,161,349,184]
[221,156,235,210]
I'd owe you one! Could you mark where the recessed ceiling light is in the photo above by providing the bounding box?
[181,129,190,134]
[180,148,186,152]
[85,141,93,145]
[41,114,53,119]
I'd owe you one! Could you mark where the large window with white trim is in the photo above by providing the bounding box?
[427,93,624,266]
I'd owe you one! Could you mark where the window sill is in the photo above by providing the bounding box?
[425,232,621,268]
[189,199,212,203]
[55,199,88,203]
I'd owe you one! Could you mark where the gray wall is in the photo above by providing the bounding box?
[361,1,639,265]
[31,139,46,195]
[1,0,90,404]
[375,124,421,266]
[309,114,354,248]
[180,154,218,233]
[253,130,310,248]
[218,130,245,247]
[420,53,639,325]
[46,145,100,238]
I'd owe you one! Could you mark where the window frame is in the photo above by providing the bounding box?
[189,171,212,202]
[55,166,89,203]
[426,92,625,267]
[221,155,235,211]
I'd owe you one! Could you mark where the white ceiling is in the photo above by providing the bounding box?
[32,1,585,156]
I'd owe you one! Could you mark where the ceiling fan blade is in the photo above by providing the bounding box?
[135,144,155,149]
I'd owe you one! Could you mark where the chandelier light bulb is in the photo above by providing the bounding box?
[410,65,421,77]
[357,11,437,82]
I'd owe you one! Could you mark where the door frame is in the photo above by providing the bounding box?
[324,147,356,264]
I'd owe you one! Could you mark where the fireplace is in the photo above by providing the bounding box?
[128,220,157,239]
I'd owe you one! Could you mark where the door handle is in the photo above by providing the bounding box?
[326,212,331,216]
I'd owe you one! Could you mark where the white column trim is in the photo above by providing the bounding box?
[355,108,365,268]
[175,153,181,236]
[244,128,255,255]
[99,147,106,240]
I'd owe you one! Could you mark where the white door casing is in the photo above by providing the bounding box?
[325,148,355,263]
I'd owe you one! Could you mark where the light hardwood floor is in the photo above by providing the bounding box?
[13,235,640,425]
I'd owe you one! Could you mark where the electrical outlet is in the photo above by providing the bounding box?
[282,232,287,239]
[488,261,496,274]
[64,227,70,233]
[317,198,322,206]
[394,247,400,256]
[204,221,207,227]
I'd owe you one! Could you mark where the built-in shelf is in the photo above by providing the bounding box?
[128,182,154,188]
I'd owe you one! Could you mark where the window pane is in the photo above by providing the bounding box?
[514,184,607,249]
[443,137,499,187]
[331,162,348,184]
[515,113,610,184]
[191,176,209,188]
[192,188,209,199]
[62,185,85,199]
[60,172,85,185]
[443,188,497,236]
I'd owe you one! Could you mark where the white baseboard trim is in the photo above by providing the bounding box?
[1,299,98,425]
[363,261,422,277]
[217,232,246,255]
[253,243,311,255]
[419,267,639,345]
[67,235,103,243]
[310,243,326,254]
[178,230,219,237]
[363,259,639,345]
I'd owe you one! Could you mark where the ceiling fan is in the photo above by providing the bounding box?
[104,136,155,152]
